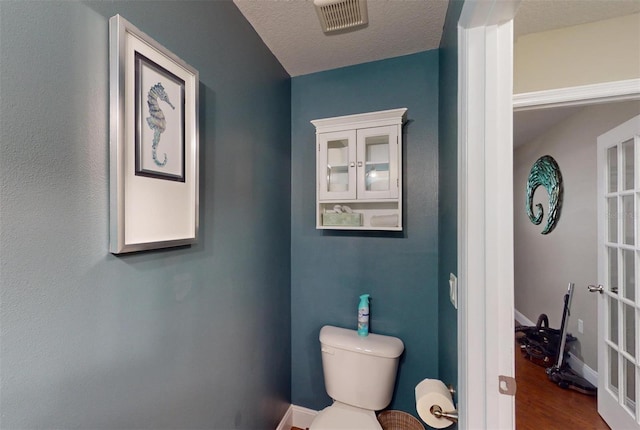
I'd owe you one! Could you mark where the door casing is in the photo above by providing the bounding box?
[458,1,640,428]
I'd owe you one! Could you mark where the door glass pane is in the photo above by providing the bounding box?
[611,347,620,394]
[609,146,618,193]
[610,296,619,345]
[609,247,619,293]
[623,194,635,245]
[624,303,636,358]
[623,138,635,191]
[609,197,619,242]
[623,249,635,301]
[326,139,349,192]
[364,135,390,192]
[624,358,636,413]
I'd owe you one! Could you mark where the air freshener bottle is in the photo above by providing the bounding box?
[357,294,370,336]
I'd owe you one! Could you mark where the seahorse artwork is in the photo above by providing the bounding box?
[526,155,563,235]
[146,82,175,167]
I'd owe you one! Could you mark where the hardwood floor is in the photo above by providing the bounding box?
[515,343,610,429]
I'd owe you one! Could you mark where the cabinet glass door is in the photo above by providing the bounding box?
[357,125,399,199]
[318,130,357,200]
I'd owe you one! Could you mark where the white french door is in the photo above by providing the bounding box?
[597,114,640,429]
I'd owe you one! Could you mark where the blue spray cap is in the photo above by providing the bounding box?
[359,294,370,305]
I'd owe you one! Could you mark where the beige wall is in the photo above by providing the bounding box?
[514,100,640,370]
[514,13,640,94]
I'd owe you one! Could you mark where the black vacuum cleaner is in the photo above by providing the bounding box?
[516,283,597,395]
[516,312,573,368]
[544,283,597,396]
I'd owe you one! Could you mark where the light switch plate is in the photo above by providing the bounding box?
[449,273,458,309]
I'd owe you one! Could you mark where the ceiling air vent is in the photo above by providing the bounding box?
[313,0,368,34]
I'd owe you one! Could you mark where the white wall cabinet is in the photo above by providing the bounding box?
[311,108,407,230]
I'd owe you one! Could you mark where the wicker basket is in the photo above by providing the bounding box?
[377,410,425,430]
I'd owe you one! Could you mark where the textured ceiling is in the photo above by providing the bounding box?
[233,0,448,77]
[235,0,640,77]
[235,0,640,146]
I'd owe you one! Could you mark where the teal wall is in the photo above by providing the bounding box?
[0,1,291,429]
[291,51,440,414]
[438,0,464,392]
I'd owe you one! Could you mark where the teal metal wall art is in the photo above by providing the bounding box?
[526,155,563,234]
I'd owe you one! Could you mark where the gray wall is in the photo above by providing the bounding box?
[514,100,640,370]
[290,51,440,415]
[0,1,291,429]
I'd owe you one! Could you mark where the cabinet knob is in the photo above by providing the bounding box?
[349,162,355,167]
[357,161,363,167]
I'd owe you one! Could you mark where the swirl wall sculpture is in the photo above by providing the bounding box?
[526,155,563,235]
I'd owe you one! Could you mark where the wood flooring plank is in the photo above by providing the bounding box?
[515,342,610,429]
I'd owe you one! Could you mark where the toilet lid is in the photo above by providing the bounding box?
[310,403,382,430]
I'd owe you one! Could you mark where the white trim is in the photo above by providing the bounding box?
[459,0,519,28]
[276,404,319,430]
[275,405,293,430]
[310,108,407,133]
[458,1,519,429]
[513,78,640,111]
[567,355,598,387]
[457,23,484,430]
[293,405,318,428]
[514,309,534,327]
[293,405,318,429]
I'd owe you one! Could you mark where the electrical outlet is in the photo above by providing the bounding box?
[578,319,584,334]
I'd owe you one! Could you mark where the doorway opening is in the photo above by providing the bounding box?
[513,99,640,429]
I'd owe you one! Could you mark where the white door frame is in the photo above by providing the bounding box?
[458,0,640,427]
[457,1,519,428]
[514,78,640,111]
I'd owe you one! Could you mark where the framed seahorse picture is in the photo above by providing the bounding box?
[109,15,199,254]
[135,52,185,182]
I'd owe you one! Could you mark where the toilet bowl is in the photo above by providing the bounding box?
[309,325,404,430]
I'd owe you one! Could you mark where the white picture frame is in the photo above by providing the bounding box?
[109,15,199,254]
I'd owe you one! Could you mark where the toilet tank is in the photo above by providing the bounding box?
[319,325,404,411]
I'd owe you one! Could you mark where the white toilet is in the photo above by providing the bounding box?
[310,325,405,430]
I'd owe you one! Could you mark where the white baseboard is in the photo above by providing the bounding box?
[514,308,598,387]
[276,405,293,430]
[567,354,598,387]
[276,404,318,430]
[514,309,535,326]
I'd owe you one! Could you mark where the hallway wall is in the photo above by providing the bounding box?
[514,13,640,93]
[514,100,640,370]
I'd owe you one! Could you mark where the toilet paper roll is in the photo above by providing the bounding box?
[415,379,455,429]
